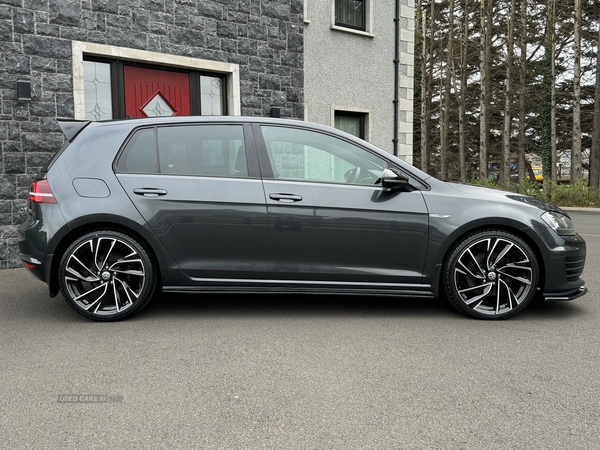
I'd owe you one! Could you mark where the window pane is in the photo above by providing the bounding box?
[335,0,365,30]
[334,114,363,139]
[116,128,158,173]
[261,126,386,185]
[83,61,113,121]
[200,76,224,115]
[157,125,246,177]
[142,93,176,117]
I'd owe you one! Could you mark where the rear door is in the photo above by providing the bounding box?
[116,122,268,280]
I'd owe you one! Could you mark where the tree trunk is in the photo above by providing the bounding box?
[459,0,468,182]
[518,0,527,182]
[421,0,434,174]
[570,0,582,183]
[500,0,516,184]
[526,160,537,185]
[590,20,600,188]
[550,0,557,183]
[441,0,454,181]
[479,0,490,180]
[541,0,556,188]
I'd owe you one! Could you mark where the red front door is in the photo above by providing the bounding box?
[123,66,191,118]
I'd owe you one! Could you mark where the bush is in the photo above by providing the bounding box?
[467,178,600,207]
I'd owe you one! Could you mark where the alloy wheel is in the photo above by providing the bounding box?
[60,232,153,319]
[444,230,539,319]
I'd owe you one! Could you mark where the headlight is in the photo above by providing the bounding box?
[541,211,576,236]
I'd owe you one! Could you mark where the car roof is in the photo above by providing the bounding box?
[87,115,311,130]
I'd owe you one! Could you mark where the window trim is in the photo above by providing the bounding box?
[332,107,371,142]
[330,0,374,37]
[114,122,262,179]
[72,41,241,120]
[254,123,387,185]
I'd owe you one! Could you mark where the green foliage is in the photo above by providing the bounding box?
[468,179,600,207]
[413,0,598,182]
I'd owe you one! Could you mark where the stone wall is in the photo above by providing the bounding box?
[0,0,304,269]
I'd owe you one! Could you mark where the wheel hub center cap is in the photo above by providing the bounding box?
[101,271,111,281]
[487,272,497,281]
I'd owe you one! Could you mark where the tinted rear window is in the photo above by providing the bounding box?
[116,125,247,177]
[38,141,70,176]
[116,128,158,174]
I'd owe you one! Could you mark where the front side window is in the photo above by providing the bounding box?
[117,125,247,177]
[335,0,366,31]
[261,126,386,185]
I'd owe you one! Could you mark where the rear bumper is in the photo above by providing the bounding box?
[18,217,49,283]
[18,203,67,296]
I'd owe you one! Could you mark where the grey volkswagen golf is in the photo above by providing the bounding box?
[18,116,587,321]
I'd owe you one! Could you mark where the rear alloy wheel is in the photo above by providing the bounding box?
[59,231,156,321]
[443,230,539,319]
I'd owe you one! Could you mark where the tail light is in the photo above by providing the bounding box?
[29,179,57,204]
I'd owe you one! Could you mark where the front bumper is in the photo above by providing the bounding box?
[531,224,587,301]
[544,285,588,302]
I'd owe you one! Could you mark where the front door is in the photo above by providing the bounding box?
[254,124,430,285]
[123,66,191,118]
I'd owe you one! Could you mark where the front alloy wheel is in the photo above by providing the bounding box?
[443,230,539,319]
[59,231,156,321]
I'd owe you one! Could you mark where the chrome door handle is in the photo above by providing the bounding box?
[133,188,167,197]
[269,193,303,203]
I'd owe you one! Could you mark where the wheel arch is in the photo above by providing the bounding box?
[431,220,547,299]
[48,215,164,298]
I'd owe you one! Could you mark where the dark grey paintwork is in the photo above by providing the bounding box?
[18,116,587,311]
[262,178,429,284]
[118,174,269,279]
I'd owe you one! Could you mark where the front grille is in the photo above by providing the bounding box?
[565,257,585,283]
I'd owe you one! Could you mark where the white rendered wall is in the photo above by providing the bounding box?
[303,0,414,163]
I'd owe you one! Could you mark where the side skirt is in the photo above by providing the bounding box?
[162,279,435,298]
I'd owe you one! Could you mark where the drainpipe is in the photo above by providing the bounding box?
[393,0,400,157]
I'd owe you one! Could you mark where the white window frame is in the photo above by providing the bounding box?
[304,0,311,24]
[72,41,241,120]
[330,0,374,37]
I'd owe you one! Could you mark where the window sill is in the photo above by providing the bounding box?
[304,18,311,24]
[330,25,374,38]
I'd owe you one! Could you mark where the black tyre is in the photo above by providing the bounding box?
[59,230,157,321]
[442,229,539,319]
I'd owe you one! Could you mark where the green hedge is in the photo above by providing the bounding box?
[468,179,600,208]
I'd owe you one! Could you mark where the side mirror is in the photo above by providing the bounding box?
[381,168,409,190]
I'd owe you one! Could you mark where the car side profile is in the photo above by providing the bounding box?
[18,116,587,321]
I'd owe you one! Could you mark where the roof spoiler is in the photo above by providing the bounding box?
[58,120,92,142]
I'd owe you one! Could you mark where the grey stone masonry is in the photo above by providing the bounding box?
[0,0,304,269]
